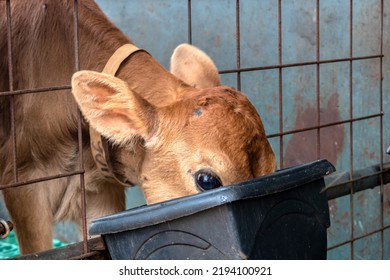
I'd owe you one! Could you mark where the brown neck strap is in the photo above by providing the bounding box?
[89,44,148,187]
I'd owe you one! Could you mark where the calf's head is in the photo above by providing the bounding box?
[72,44,276,204]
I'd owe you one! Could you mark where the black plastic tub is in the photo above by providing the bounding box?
[89,159,335,260]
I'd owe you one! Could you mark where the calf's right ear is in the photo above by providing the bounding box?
[71,71,157,145]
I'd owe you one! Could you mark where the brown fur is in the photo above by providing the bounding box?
[0,1,276,255]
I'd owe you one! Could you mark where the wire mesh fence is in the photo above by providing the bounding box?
[0,0,388,259]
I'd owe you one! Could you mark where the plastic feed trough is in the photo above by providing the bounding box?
[90,159,335,260]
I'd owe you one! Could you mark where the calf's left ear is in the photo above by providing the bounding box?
[71,70,157,145]
[170,43,221,89]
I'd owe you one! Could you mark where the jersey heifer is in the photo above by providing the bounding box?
[0,0,276,255]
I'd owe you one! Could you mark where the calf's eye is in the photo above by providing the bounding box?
[194,169,223,191]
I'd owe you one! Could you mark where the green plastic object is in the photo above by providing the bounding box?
[0,232,19,259]
[0,232,67,259]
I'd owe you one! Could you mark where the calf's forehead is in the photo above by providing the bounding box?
[158,87,265,163]
[184,88,263,140]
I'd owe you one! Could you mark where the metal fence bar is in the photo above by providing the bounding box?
[218,55,383,74]
[379,0,385,260]
[315,0,321,162]
[187,0,192,44]
[327,224,390,252]
[277,0,284,169]
[348,0,355,259]
[325,162,390,200]
[267,113,383,138]
[72,0,89,256]
[5,0,17,183]
[235,0,241,91]
[0,171,84,191]
[0,85,72,97]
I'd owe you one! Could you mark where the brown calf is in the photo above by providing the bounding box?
[0,1,276,255]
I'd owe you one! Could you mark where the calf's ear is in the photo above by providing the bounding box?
[71,71,157,144]
[170,43,221,89]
